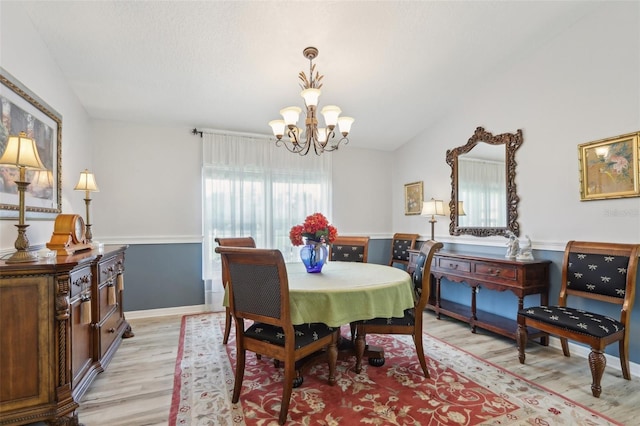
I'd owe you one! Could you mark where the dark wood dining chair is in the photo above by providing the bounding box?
[355,240,443,378]
[215,246,339,425]
[517,240,639,397]
[388,233,419,270]
[329,236,370,263]
[215,236,256,344]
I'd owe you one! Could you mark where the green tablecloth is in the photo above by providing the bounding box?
[224,261,414,327]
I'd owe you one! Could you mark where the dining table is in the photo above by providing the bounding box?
[224,260,415,368]
[285,261,415,327]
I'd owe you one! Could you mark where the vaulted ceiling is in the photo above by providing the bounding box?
[19,1,598,151]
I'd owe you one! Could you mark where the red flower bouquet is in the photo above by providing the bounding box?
[289,213,338,246]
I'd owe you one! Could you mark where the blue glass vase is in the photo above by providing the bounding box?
[300,241,328,273]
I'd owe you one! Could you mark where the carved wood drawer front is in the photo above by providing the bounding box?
[473,262,517,280]
[70,265,92,297]
[436,258,471,273]
[99,309,122,359]
[99,253,124,284]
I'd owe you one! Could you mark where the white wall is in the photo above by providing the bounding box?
[1,2,92,251]
[393,1,640,248]
[89,122,393,243]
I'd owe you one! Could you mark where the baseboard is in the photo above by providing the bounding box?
[124,304,223,319]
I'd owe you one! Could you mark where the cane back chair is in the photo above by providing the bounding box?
[517,240,639,397]
[215,246,339,425]
[356,240,443,377]
[215,236,256,344]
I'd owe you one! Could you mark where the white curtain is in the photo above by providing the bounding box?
[457,157,506,228]
[202,132,332,307]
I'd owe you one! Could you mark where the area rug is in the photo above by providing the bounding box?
[169,313,620,425]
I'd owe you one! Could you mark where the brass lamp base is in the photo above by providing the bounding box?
[5,223,39,264]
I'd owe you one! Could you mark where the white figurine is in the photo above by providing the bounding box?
[516,235,534,261]
[505,231,519,259]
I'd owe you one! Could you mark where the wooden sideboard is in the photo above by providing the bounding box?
[409,249,550,341]
[0,245,131,425]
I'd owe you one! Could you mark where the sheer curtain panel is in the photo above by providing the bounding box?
[202,132,332,309]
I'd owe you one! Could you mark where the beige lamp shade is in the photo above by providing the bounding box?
[0,132,46,169]
[74,169,100,192]
[457,201,467,216]
[421,199,445,217]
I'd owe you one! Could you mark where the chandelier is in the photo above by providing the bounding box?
[269,46,354,156]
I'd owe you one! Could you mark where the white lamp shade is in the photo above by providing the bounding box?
[31,169,54,187]
[269,119,285,137]
[0,132,46,169]
[317,127,327,143]
[421,199,445,216]
[280,106,302,126]
[320,105,341,127]
[74,169,100,192]
[337,116,354,134]
[301,88,321,107]
[457,201,466,216]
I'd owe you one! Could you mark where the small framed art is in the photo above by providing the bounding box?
[404,181,423,215]
[578,131,639,201]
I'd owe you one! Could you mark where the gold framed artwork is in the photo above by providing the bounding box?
[404,181,423,215]
[1,67,62,219]
[578,131,639,201]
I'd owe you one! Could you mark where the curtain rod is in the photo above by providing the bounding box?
[192,127,271,140]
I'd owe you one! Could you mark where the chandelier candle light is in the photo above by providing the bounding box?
[74,169,99,243]
[289,213,338,273]
[269,46,354,156]
[0,131,47,263]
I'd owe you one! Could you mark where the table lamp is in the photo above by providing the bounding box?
[421,198,445,240]
[0,131,47,263]
[74,169,99,242]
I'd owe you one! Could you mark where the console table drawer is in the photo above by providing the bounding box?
[436,258,471,273]
[473,262,517,280]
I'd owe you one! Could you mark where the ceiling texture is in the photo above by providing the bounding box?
[19,1,599,151]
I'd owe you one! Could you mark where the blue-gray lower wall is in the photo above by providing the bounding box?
[122,240,640,364]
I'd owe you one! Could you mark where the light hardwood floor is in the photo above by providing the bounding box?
[77,311,639,425]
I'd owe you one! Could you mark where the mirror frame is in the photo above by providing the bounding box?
[447,126,523,237]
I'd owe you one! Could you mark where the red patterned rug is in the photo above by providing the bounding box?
[169,313,620,425]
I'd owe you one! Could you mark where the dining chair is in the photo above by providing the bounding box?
[329,236,370,263]
[215,246,339,425]
[517,240,639,397]
[215,236,256,344]
[356,240,443,378]
[388,233,419,270]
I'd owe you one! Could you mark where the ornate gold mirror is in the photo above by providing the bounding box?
[447,127,523,237]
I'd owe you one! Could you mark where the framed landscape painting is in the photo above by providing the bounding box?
[404,181,423,215]
[0,67,62,219]
[578,131,639,201]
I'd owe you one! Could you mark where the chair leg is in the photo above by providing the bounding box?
[588,349,606,398]
[232,347,246,403]
[516,322,527,364]
[355,330,366,374]
[413,334,430,378]
[560,337,570,357]
[279,359,296,424]
[223,307,232,344]
[619,339,631,380]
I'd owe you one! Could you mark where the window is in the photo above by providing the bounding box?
[202,132,332,300]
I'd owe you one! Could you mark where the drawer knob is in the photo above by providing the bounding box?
[107,327,116,333]
[449,263,459,269]
[487,268,501,276]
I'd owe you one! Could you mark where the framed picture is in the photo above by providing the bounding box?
[404,181,423,215]
[1,67,62,219]
[578,131,640,201]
